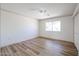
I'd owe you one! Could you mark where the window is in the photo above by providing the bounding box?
[45,21,61,32]
[52,21,61,31]
[45,22,53,31]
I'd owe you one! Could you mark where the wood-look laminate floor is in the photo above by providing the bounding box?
[0,37,78,56]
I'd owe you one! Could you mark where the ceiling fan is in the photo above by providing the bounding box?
[29,8,50,16]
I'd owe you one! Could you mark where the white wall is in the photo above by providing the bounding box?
[39,16,74,42]
[0,5,1,47]
[0,9,39,47]
[73,4,79,55]
[74,13,79,55]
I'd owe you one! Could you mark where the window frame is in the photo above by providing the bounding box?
[45,21,61,32]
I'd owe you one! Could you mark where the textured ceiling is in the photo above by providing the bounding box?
[1,3,77,19]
